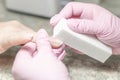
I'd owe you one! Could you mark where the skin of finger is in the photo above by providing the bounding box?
[0,21,36,52]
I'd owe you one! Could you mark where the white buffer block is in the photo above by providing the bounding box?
[53,18,112,63]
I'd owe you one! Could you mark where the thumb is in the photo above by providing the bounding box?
[67,19,101,35]
[35,29,52,55]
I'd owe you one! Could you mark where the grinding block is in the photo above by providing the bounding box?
[53,18,112,63]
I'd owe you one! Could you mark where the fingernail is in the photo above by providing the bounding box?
[50,38,63,48]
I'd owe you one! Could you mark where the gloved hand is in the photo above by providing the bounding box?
[0,20,35,53]
[50,2,120,55]
[12,29,70,80]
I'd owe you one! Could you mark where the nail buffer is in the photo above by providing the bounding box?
[53,18,112,63]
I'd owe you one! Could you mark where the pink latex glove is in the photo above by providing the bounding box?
[50,2,120,55]
[12,29,70,80]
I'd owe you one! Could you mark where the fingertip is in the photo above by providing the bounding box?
[50,14,63,27]
[36,29,49,43]
[35,29,52,52]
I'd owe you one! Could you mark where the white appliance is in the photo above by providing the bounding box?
[6,0,72,17]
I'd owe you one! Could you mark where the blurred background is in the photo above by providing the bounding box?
[1,0,120,80]
[5,0,120,18]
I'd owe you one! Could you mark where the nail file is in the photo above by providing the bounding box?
[53,18,112,63]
